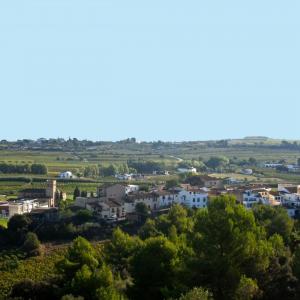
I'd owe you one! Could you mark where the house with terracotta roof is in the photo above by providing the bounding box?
[278,184,300,207]
[124,192,159,213]
[242,188,281,208]
[97,184,139,201]
[100,199,126,219]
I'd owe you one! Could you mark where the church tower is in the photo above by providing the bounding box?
[46,180,57,207]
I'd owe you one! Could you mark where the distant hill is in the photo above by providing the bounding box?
[243,136,269,140]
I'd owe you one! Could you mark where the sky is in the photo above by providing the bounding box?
[0,1,300,141]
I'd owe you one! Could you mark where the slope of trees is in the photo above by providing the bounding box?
[0,163,48,175]
[4,196,300,299]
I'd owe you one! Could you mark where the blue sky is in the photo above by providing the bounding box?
[1,1,300,141]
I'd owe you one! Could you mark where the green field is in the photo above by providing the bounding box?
[0,218,8,228]
[0,139,300,197]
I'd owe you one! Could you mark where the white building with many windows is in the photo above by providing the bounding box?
[178,188,208,208]
[8,199,40,218]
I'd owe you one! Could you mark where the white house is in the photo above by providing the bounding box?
[286,165,300,173]
[124,190,180,213]
[157,191,180,208]
[177,167,197,174]
[178,188,208,208]
[125,185,139,194]
[59,171,74,179]
[241,169,253,175]
[242,188,281,208]
[115,174,132,181]
[8,199,40,218]
[264,163,282,168]
[278,184,300,207]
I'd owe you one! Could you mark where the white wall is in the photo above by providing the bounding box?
[178,190,208,208]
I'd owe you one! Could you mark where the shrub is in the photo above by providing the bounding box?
[23,232,42,257]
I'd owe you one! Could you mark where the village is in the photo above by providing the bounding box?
[1,174,300,223]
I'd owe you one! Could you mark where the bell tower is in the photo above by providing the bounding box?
[46,180,57,207]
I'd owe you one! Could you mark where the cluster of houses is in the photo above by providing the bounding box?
[0,180,66,219]
[264,162,300,172]
[73,183,209,221]
[114,168,196,181]
[2,175,300,222]
[73,175,300,221]
[70,175,300,221]
[114,173,145,181]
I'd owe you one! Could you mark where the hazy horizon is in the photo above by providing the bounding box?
[1,135,300,143]
[1,1,300,141]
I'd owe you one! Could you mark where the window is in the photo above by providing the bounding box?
[197,198,200,202]
[193,198,195,202]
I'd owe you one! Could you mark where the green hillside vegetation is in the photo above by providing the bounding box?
[1,197,300,299]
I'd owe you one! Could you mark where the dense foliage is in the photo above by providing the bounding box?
[3,196,300,299]
[0,163,47,175]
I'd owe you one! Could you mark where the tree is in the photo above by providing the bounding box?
[80,190,87,197]
[260,235,298,300]
[106,228,142,272]
[135,202,150,223]
[9,279,59,300]
[234,276,260,300]
[23,232,42,257]
[118,163,129,174]
[193,196,271,299]
[73,209,93,225]
[293,245,300,279]
[57,236,123,299]
[127,160,166,174]
[184,175,205,186]
[8,214,31,233]
[94,265,123,300]
[55,190,61,204]
[73,186,80,200]
[130,236,179,300]
[166,179,179,189]
[248,157,258,166]
[253,205,294,243]
[61,295,84,300]
[178,287,213,300]
[166,204,189,234]
[83,165,98,177]
[206,156,229,170]
[7,214,31,244]
[100,164,119,177]
[138,219,161,240]
[31,163,48,174]
[58,236,99,280]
